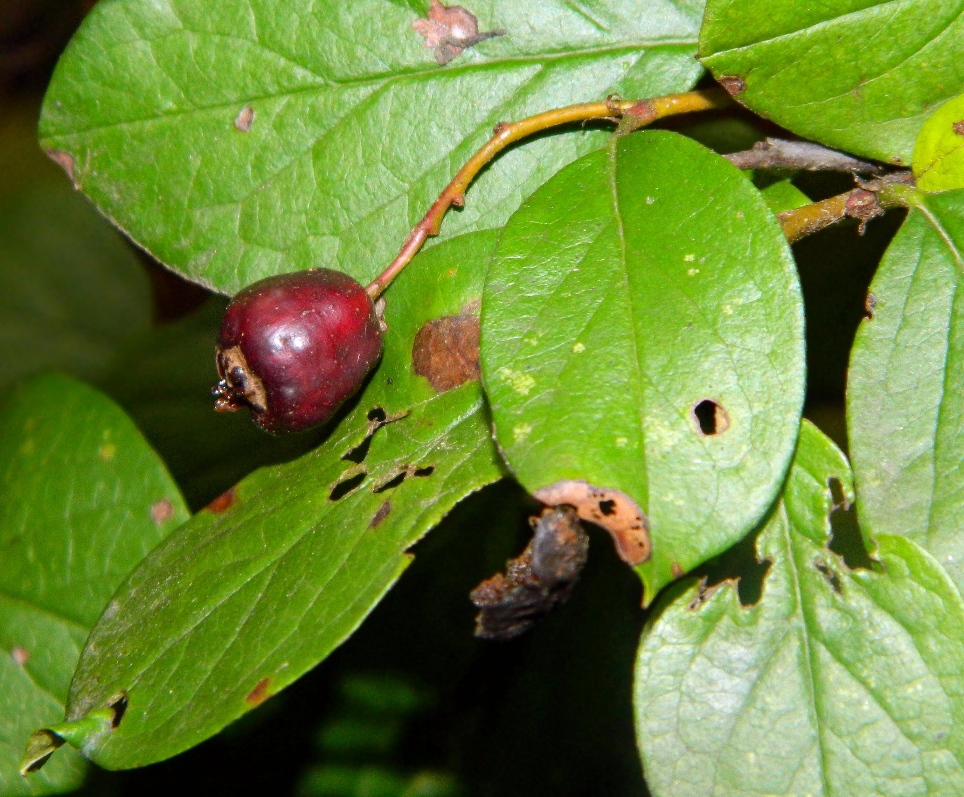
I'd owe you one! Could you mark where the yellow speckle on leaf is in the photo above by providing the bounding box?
[572,342,586,353]
[498,367,535,396]
[513,423,532,443]
[99,443,117,461]
[19,439,34,456]
[722,304,734,315]
[615,437,628,448]
[684,254,695,262]
[687,268,699,276]
[646,196,655,204]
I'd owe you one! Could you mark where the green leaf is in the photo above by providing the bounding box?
[39,0,705,294]
[759,178,810,214]
[480,130,805,601]
[0,375,188,795]
[699,0,964,165]
[54,231,505,769]
[914,94,964,192]
[635,421,964,797]
[847,189,964,593]
[0,184,151,396]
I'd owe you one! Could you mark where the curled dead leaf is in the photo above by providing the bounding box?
[471,506,588,640]
[534,480,649,565]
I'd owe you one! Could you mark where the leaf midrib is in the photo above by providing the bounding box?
[44,40,695,140]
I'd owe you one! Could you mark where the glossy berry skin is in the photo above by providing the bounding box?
[213,269,383,433]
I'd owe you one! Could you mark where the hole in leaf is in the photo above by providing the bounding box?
[329,470,367,501]
[690,525,771,608]
[374,471,407,494]
[107,692,128,728]
[373,464,435,494]
[827,496,878,572]
[814,558,843,594]
[367,407,387,423]
[342,435,373,464]
[598,499,616,516]
[692,399,729,436]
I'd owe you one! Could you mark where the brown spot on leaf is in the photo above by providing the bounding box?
[687,578,725,610]
[413,314,480,393]
[471,506,588,640]
[206,487,237,514]
[412,0,505,65]
[369,500,392,529]
[814,558,843,594]
[718,76,745,96]
[11,646,29,666]
[692,399,730,436]
[953,120,964,136]
[671,562,685,579]
[46,149,78,187]
[534,480,649,565]
[234,105,255,132]
[865,292,877,319]
[151,498,175,526]
[245,677,272,706]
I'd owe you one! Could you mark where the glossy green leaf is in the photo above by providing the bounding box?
[848,189,964,593]
[50,231,505,769]
[914,94,964,192]
[635,421,964,797]
[1,375,188,795]
[0,184,151,396]
[40,0,705,295]
[481,130,805,601]
[699,1,964,165]
[759,178,810,214]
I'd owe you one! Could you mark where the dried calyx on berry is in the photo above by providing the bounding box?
[213,268,384,433]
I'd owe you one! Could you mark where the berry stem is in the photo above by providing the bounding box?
[365,88,732,299]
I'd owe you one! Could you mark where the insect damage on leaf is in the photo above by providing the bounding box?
[412,0,505,65]
[413,313,481,393]
[233,106,254,132]
[245,678,272,707]
[534,480,650,566]
[471,506,589,640]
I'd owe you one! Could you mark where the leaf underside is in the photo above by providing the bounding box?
[699,0,964,165]
[635,421,964,797]
[847,189,964,595]
[481,130,805,600]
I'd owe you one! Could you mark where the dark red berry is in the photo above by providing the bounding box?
[212,269,383,433]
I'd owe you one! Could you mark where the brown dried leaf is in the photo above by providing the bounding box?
[471,506,588,640]
[534,480,650,566]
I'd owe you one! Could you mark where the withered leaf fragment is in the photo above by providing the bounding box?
[471,506,588,640]
[412,0,505,65]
